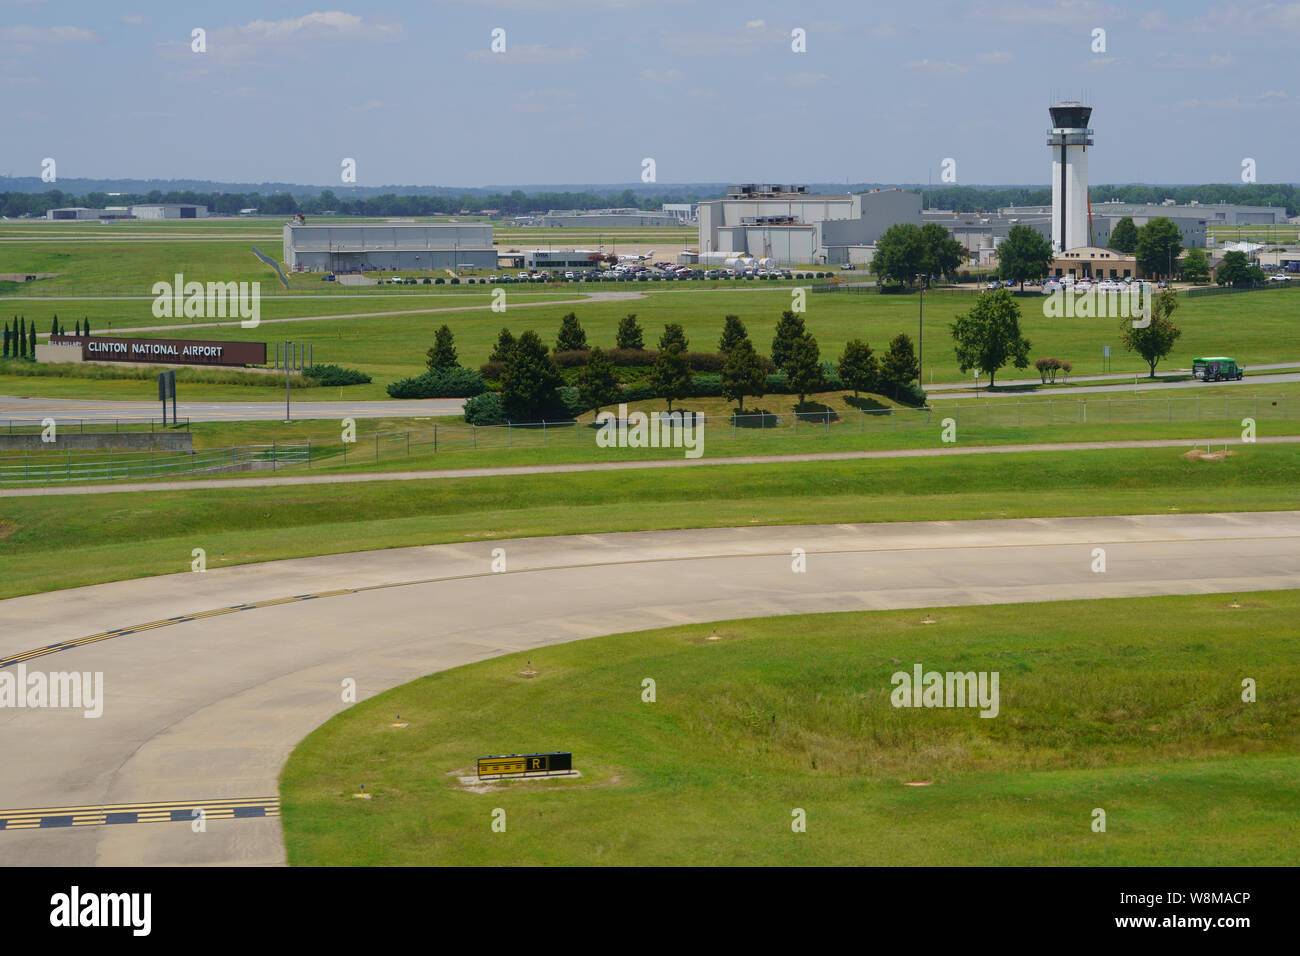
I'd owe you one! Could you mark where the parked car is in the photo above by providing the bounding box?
[1041,280,1063,294]
[1268,274,1291,282]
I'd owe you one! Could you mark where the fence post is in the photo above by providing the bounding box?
[508,423,512,448]
[434,425,438,454]
[273,440,277,471]
[824,410,829,433]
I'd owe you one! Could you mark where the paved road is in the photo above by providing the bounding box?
[1,512,1298,865]
[925,361,1300,393]
[5,434,1298,498]
[935,371,1300,400]
[0,396,467,423]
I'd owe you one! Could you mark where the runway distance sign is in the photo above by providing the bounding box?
[476,752,572,777]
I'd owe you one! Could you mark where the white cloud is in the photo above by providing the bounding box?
[746,19,766,28]
[977,51,1012,65]
[239,11,399,42]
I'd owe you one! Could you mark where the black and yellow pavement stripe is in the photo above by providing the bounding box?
[0,796,279,831]
[0,591,358,669]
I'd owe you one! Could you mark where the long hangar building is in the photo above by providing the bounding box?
[282,222,497,272]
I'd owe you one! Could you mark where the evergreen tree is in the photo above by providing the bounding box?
[879,333,920,399]
[426,324,458,370]
[949,289,1032,388]
[500,330,562,420]
[770,310,807,371]
[489,327,516,361]
[649,343,692,411]
[720,338,767,414]
[555,312,588,352]
[18,318,26,358]
[50,316,58,338]
[997,225,1055,289]
[717,315,748,355]
[616,313,644,350]
[785,334,823,406]
[2,321,9,358]
[577,346,620,414]
[27,321,35,359]
[1108,216,1139,253]
[658,323,688,352]
[1135,218,1183,279]
[84,316,90,336]
[1120,289,1182,377]
[837,339,879,397]
[1181,247,1210,283]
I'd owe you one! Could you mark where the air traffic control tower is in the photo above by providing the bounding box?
[1047,102,1094,252]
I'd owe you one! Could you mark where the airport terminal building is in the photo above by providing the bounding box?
[282,222,497,272]
[696,185,921,265]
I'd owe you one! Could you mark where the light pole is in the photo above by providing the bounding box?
[915,273,925,388]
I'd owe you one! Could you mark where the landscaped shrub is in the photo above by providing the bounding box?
[301,363,372,386]
[463,390,507,425]
[386,366,487,398]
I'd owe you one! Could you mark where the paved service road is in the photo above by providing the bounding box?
[1,512,1298,866]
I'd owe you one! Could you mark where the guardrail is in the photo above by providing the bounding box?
[1,417,188,433]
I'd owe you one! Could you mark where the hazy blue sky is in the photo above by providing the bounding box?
[3,1,1296,187]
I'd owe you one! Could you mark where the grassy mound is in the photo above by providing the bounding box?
[282,592,1300,866]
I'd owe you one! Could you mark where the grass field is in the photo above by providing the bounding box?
[4,284,1298,403]
[2,444,1297,599]
[280,592,1300,865]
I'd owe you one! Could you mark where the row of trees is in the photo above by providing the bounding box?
[2,318,37,359]
[429,311,924,421]
[917,183,1298,218]
[0,187,705,220]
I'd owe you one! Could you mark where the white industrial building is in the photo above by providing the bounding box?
[541,208,682,228]
[696,184,921,265]
[282,222,496,272]
[130,204,208,219]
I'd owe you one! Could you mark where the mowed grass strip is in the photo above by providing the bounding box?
[1,445,1298,599]
[280,593,1300,865]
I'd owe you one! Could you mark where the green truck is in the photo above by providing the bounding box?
[1192,357,1245,382]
